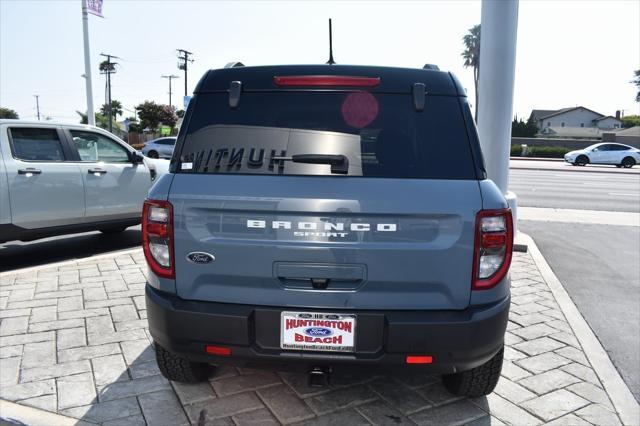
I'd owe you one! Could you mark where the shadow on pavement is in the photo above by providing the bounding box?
[0,227,142,272]
[75,343,489,425]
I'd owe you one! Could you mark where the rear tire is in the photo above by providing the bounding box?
[155,343,212,383]
[622,157,635,168]
[575,155,589,166]
[442,346,504,397]
[147,150,159,159]
[99,227,127,234]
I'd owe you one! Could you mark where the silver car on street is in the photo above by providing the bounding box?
[141,137,176,159]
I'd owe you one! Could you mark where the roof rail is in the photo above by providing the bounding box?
[224,62,245,68]
[422,64,440,71]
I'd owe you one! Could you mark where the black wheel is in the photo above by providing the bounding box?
[622,157,636,168]
[575,155,589,166]
[155,343,212,383]
[147,150,159,159]
[99,227,127,234]
[442,346,504,397]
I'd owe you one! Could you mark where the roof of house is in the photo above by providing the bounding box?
[593,115,622,123]
[529,109,558,121]
[530,106,605,122]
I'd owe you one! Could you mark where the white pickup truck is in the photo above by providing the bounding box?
[0,120,169,243]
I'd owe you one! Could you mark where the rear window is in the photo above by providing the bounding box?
[179,91,477,179]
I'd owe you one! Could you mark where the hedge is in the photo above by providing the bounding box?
[511,145,572,158]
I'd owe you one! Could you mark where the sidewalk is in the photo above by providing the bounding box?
[1,237,638,425]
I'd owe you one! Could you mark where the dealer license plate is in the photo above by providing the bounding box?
[280,312,356,352]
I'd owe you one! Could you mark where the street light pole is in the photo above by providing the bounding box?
[81,0,95,126]
[477,0,519,230]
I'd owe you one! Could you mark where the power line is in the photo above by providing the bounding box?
[100,53,120,132]
[161,75,180,108]
[177,49,194,99]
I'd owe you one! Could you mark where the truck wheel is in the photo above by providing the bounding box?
[442,346,503,397]
[155,343,212,383]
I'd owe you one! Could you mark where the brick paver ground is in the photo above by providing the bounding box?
[0,250,624,425]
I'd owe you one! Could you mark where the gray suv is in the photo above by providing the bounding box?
[144,64,513,397]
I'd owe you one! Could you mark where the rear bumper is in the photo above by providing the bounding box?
[146,285,509,374]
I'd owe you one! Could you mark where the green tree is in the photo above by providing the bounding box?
[99,60,116,73]
[511,116,539,137]
[76,111,117,130]
[621,115,640,128]
[462,24,481,121]
[0,107,19,119]
[632,69,640,103]
[159,105,178,129]
[176,109,186,118]
[135,101,164,131]
[100,100,123,119]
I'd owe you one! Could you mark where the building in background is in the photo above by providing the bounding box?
[529,107,623,138]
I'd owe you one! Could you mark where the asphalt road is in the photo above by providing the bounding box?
[510,167,640,213]
[511,158,640,174]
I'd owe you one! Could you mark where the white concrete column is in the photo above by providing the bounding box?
[477,0,519,229]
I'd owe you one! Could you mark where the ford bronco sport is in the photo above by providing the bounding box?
[144,64,513,397]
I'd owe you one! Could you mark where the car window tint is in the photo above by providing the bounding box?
[70,131,130,163]
[180,92,476,179]
[9,128,65,161]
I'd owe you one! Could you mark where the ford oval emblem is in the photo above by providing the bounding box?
[304,327,333,337]
[186,252,215,264]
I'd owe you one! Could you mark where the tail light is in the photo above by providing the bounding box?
[142,199,174,279]
[273,75,380,87]
[472,209,513,290]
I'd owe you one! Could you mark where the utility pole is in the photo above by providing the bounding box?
[177,49,193,98]
[81,0,95,126]
[100,53,119,133]
[34,95,41,121]
[162,75,180,108]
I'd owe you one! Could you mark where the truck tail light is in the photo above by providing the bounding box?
[273,75,380,87]
[472,209,513,290]
[142,199,174,279]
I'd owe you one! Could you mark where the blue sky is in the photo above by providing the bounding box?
[1,0,638,122]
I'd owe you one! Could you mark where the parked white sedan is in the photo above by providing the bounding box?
[564,143,640,168]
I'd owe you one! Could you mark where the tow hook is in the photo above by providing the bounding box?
[308,366,331,387]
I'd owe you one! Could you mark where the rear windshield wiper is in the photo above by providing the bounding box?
[272,154,349,174]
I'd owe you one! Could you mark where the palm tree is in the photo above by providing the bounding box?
[462,24,481,121]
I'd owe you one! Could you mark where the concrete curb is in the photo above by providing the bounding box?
[0,247,142,277]
[521,233,640,425]
[510,156,564,162]
[0,399,96,426]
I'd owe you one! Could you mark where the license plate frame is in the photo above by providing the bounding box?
[280,311,356,353]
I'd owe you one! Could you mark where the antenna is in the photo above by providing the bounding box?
[326,19,335,65]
